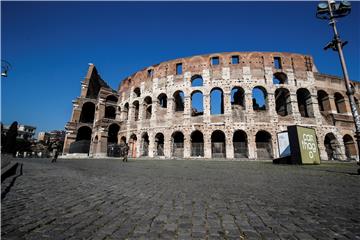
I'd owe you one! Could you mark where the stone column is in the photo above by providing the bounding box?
[223,90,232,117]
[204,133,212,159]
[167,97,174,120]
[226,132,234,159]
[151,100,158,121]
[203,94,211,123]
[248,133,256,159]
[290,93,301,123]
[267,92,278,123]
[183,96,191,125]
[148,132,154,158]
[164,133,172,158]
[184,133,191,158]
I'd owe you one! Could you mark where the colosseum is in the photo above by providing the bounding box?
[62,52,360,161]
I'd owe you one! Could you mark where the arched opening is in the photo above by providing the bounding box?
[210,88,224,115]
[297,88,314,118]
[79,102,95,123]
[191,130,204,157]
[133,101,139,121]
[134,87,141,98]
[191,75,203,87]
[275,88,292,116]
[69,126,92,153]
[343,134,357,160]
[231,87,245,109]
[211,130,226,158]
[172,131,184,158]
[191,91,204,116]
[105,106,116,119]
[173,91,184,112]
[256,130,272,159]
[324,133,341,160]
[252,86,267,111]
[124,103,129,120]
[158,93,168,108]
[120,136,126,144]
[155,133,164,156]
[233,130,248,158]
[141,133,149,156]
[129,134,137,158]
[144,96,152,119]
[273,72,288,84]
[317,90,331,112]
[108,124,120,144]
[106,95,118,103]
[334,92,347,113]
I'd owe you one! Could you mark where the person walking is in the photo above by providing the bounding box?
[123,143,129,162]
[51,143,59,163]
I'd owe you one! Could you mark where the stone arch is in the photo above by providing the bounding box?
[124,102,129,120]
[105,106,116,119]
[275,88,292,116]
[324,133,341,160]
[106,95,118,103]
[256,130,273,159]
[273,72,288,84]
[129,134,137,158]
[173,90,185,112]
[297,88,314,117]
[191,90,204,116]
[211,130,226,158]
[334,92,347,113]
[134,87,141,98]
[133,100,139,121]
[158,93,168,108]
[191,75,203,87]
[210,88,224,115]
[108,123,120,144]
[252,86,268,111]
[79,102,95,123]
[69,126,92,154]
[155,133,165,156]
[233,130,248,158]
[231,87,245,109]
[141,132,150,156]
[343,134,357,160]
[172,131,184,158]
[143,96,152,120]
[191,130,204,157]
[317,90,331,112]
[120,136,127,144]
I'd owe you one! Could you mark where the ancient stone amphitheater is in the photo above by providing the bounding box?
[63,52,360,161]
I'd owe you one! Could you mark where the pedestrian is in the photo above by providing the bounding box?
[51,143,59,163]
[123,143,129,162]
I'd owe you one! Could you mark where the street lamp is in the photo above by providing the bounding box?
[316,0,360,174]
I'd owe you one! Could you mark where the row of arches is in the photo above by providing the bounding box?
[317,90,357,114]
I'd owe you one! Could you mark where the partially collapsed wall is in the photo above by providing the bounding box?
[63,52,360,160]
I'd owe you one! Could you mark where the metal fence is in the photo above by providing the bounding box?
[141,143,149,156]
[212,142,226,158]
[69,140,90,154]
[107,144,123,157]
[256,142,272,159]
[191,143,204,157]
[172,142,184,158]
[233,142,248,158]
[156,144,164,156]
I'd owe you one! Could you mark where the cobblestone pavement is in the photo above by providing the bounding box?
[1,158,360,240]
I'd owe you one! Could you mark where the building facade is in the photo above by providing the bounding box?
[3,124,36,140]
[63,52,359,160]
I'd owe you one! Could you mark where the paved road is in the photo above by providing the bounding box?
[1,158,360,240]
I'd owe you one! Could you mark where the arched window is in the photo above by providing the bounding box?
[324,133,341,160]
[252,86,268,111]
[191,91,204,116]
[141,132,150,156]
[191,75,203,87]
[129,134,137,158]
[211,130,226,158]
[334,92,347,113]
[256,130,272,159]
[133,101,139,121]
[191,130,204,157]
[155,133,165,156]
[173,91,184,112]
[79,102,95,123]
[108,124,120,144]
[134,87,141,98]
[233,130,248,158]
[105,106,116,119]
[120,136,127,144]
[69,126,92,154]
[172,131,184,157]
[158,93,167,108]
[343,134,357,160]
[275,88,292,116]
[231,87,245,109]
[106,95,118,103]
[273,72,288,84]
[317,90,331,112]
[124,103,129,120]
[297,88,314,118]
[210,88,224,115]
[76,126,92,141]
[143,96,152,119]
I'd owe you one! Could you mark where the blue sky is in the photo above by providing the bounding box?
[1,1,359,133]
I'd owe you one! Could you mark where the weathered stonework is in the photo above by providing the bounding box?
[63,52,360,161]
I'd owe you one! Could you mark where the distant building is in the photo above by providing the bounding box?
[3,123,36,140]
[38,132,50,143]
[38,130,65,144]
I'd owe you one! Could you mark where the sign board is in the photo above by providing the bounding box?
[277,131,291,157]
[287,125,320,164]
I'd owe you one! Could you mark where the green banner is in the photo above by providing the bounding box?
[296,126,320,164]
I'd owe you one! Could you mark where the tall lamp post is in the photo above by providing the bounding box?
[316,0,360,174]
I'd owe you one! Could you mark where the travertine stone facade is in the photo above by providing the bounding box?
[63,52,360,160]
